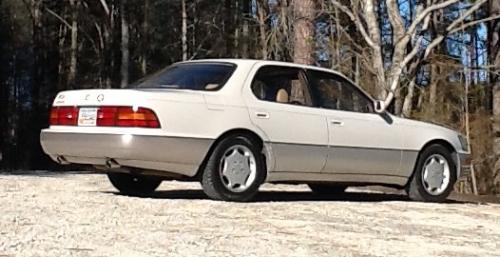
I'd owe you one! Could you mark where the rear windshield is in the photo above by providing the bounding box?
[131,63,236,91]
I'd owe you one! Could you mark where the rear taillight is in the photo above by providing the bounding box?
[50,106,160,128]
[50,106,78,126]
[97,106,160,128]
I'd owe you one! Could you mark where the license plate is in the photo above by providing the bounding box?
[78,108,98,126]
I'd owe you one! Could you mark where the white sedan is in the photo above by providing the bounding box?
[40,59,470,202]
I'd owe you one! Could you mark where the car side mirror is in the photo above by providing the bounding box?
[374,100,385,114]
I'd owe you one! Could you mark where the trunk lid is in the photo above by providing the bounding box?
[53,89,146,107]
[52,88,205,107]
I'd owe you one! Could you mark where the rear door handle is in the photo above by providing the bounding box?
[255,112,270,119]
[330,119,344,126]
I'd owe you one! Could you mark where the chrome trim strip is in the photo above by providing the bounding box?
[265,141,417,152]
[267,172,408,186]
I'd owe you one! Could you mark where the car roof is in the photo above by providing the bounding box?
[181,58,375,101]
[183,58,344,76]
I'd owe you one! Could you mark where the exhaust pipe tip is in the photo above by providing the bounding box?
[56,156,70,165]
[106,158,120,169]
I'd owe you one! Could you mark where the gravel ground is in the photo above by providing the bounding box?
[0,172,499,257]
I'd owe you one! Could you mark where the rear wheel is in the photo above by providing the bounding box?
[406,144,457,202]
[107,173,162,196]
[201,135,266,202]
[308,184,347,195]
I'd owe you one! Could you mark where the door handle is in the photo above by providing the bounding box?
[255,112,270,119]
[330,120,344,126]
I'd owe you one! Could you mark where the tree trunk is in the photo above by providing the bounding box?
[30,0,44,168]
[365,0,386,99]
[257,0,268,60]
[428,63,439,114]
[99,0,114,88]
[402,79,416,117]
[0,0,8,167]
[68,0,79,89]
[57,22,67,91]
[394,90,403,116]
[181,0,188,61]
[490,0,500,190]
[141,0,149,74]
[241,0,250,58]
[233,0,239,58]
[120,0,129,88]
[224,0,232,56]
[292,0,315,65]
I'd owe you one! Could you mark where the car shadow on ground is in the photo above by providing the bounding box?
[0,170,98,177]
[104,189,467,204]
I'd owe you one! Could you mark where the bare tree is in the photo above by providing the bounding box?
[181,0,188,61]
[98,0,115,88]
[490,0,500,188]
[241,0,250,58]
[293,0,316,65]
[141,0,149,75]
[120,0,129,88]
[68,0,79,88]
[330,0,500,111]
[257,0,269,60]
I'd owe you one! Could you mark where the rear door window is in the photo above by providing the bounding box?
[251,65,314,107]
[132,63,236,91]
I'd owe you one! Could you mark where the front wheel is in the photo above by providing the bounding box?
[406,144,457,202]
[201,135,266,202]
[107,173,162,196]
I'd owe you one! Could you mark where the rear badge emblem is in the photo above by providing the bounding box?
[97,94,104,102]
[84,94,90,101]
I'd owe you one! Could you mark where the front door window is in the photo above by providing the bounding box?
[308,70,373,113]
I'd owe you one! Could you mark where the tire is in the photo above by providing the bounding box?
[406,144,457,202]
[201,135,266,202]
[107,173,162,196]
[308,184,347,195]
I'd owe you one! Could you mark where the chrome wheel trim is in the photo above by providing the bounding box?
[421,154,451,196]
[218,145,257,193]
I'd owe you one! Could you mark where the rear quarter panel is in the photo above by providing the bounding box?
[145,61,270,141]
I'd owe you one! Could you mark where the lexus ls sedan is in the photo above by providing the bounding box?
[41,59,470,202]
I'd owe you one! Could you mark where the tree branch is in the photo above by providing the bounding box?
[45,7,72,30]
[406,0,458,37]
[386,0,405,41]
[449,14,500,34]
[329,0,376,48]
[446,0,487,31]
[99,0,110,16]
[384,36,424,106]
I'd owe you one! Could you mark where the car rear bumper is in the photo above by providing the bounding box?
[40,129,213,177]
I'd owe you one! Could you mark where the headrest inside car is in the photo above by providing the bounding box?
[276,89,289,103]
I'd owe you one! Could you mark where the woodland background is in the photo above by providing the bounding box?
[0,0,499,194]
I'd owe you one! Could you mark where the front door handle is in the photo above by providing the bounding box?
[330,119,344,126]
[255,112,270,119]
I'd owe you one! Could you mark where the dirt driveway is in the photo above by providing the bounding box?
[0,172,499,257]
